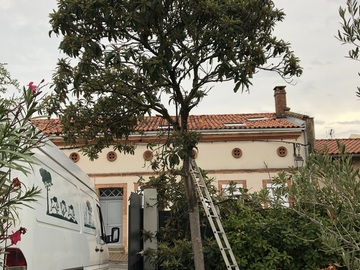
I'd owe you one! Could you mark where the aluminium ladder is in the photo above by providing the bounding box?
[189,159,240,270]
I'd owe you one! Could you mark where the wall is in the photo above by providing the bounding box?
[59,131,307,250]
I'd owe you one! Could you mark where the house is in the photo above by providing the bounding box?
[32,86,314,250]
[315,138,360,170]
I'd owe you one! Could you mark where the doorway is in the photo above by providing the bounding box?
[99,187,123,247]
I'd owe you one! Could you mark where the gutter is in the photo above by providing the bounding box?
[326,153,360,158]
[139,127,305,136]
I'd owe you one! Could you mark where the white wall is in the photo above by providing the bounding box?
[61,133,306,192]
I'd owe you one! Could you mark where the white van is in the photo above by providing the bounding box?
[3,139,119,270]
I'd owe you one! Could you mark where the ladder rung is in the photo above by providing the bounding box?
[209,215,219,220]
[190,159,239,270]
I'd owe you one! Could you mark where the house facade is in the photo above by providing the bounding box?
[33,86,314,250]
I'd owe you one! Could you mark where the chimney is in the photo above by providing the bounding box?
[274,86,290,118]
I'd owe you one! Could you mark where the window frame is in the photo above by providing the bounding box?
[218,180,247,197]
[262,179,291,208]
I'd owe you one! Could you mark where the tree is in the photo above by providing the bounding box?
[287,144,360,269]
[47,1,302,268]
[337,0,360,98]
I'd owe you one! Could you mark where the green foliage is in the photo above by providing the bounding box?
[46,0,302,157]
[0,68,44,263]
[222,204,339,270]
[0,89,44,174]
[143,173,339,269]
[338,0,360,60]
[288,144,360,269]
[0,63,19,94]
[138,173,183,211]
[147,131,200,172]
[337,0,360,98]
[0,83,44,208]
[157,240,194,270]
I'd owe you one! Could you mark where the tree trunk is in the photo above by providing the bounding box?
[183,157,205,270]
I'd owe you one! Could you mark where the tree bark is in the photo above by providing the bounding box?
[183,158,205,270]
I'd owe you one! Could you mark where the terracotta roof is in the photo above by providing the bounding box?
[31,118,63,135]
[315,139,360,155]
[32,113,301,135]
[138,113,300,131]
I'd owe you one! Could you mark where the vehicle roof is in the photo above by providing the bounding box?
[33,138,95,191]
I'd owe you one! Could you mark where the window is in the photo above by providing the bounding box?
[224,123,246,127]
[246,116,268,121]
[218,180,246,197]
[99,188,123,198]
[263,180,290,207]
[158,125,173,130]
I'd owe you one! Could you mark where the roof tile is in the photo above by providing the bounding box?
[315,139,360,155]
[33,113,300,135]
[138,113,300,131]
[31,118,62,135]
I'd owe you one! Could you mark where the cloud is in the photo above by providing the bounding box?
[336,120,360,125]
[314,120,326,125]
[1,0,359,140]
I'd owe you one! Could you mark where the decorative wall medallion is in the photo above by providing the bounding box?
[277,146,288,157]
[69,152,80,163]
[231,148,242,159]
[143,150,154,161]
[107,151,117,162]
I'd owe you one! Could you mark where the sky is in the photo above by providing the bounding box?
[0,0,359,139]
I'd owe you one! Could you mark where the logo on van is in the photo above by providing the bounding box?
[40,168,78,224]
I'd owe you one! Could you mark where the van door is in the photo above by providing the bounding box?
[82,190,103,270]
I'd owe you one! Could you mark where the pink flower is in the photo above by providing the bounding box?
[9,231,21,245]
[9,227,27,245]
[27,82,36,90]
[27,82,37,95]
[12,177,21,187]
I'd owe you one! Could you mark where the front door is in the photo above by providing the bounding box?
[99,188,123,247]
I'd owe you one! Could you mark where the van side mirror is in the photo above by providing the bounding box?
[106,227,120,243]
